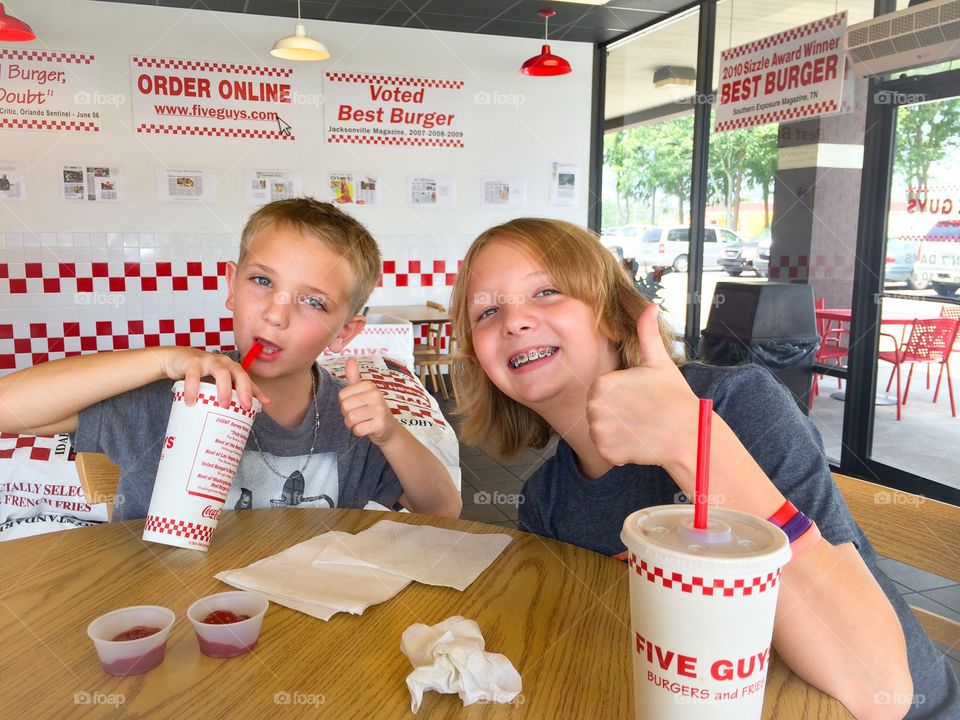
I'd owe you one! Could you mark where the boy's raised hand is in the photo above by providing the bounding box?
[158,347,269,411]
[586,304,699,471]
[339,358,397,446]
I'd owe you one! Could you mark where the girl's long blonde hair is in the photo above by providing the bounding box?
[450,218,681,457]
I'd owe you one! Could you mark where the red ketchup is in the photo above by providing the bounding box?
[102,626,167,675]
[201,610,251,624]
[111,625,160,642]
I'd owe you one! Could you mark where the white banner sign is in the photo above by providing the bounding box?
[130,56,296,141]
[325,71,465,148]
[0,49,100,132]
[715,13,847,133]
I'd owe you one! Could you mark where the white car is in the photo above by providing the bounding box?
[634,225,741,272]
[601,224,650,260]
[913,220,960,297]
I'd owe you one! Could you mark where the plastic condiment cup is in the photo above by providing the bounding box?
[187,591,269,658]
[87,605,175,676]
[142,381,261,551]
[621,505,791,719]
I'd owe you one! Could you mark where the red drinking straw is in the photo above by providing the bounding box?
[694,398,713,530]
[240,341,263,371]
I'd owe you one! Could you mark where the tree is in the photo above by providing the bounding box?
[707,127,749,228]
[894,98,960,195]
[742,124,778,227]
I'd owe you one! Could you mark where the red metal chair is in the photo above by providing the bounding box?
[878,317,959,420]
[810,299,849,407]
[925,305,960,389]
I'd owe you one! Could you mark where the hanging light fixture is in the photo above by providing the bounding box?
[0,3,35,42]
[520,9,571,77]
[270,0,329,62]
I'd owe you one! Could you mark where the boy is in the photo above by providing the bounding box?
[0,198,462,520]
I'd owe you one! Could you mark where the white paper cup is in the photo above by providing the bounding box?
[142,381,261,551]
[187,591,269,658]
[87,605,175,676]
[621,505,791,720]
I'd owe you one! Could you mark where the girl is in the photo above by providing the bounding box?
[450,218,957,720]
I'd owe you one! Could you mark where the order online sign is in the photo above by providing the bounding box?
[715,12,847,133]
[130,56,296,141]
[324,71,465,148]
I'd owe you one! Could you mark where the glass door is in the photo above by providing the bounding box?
[842,64,960,503]
[871,91,960,492]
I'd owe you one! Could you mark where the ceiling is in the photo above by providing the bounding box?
[95,0,693,44]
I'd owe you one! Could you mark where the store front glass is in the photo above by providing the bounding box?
[872,91,960,491]
[602,8,700,339]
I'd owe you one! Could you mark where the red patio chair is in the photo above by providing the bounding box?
[925,305,960,389]
[810,299,849,407]
[878,317,959,421]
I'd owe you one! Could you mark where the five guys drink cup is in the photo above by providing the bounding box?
[142,343,263,551]
[620,400,791,719]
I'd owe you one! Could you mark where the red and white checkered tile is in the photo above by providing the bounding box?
[0,232,462,374]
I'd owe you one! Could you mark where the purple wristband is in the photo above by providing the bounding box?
[780,510,813,543]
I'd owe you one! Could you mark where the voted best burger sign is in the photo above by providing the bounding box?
[715,13,847,133]
[130,56,296,140]
[325,71,465,148]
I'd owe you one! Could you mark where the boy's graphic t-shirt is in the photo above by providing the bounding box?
[229,452,339,510]
[72,362,402,520]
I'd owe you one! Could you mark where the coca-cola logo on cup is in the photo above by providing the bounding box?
[202,505,222,521]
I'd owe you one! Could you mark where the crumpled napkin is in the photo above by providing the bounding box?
[311,520,513,591]
[215,531,410,620]
[401,616,522,713]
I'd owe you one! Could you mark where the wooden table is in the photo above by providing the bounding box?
[0,510,852,719]
[369,304,451,325]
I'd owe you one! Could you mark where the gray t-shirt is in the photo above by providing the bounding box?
[519,362,958,719]
[72,361,402,521]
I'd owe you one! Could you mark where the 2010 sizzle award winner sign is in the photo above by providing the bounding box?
[130,56,296,140]
[715,12,847,133]
[325,72,465,148]
[0,49,99,132]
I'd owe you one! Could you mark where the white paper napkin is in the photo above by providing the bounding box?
[215,531,410,620]
[401,616,522,713]
[311,520,512,591]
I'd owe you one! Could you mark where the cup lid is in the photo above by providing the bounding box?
[621,505,790,564]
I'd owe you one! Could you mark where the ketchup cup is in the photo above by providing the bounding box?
[187,591,269,658]
[87,605,176,676]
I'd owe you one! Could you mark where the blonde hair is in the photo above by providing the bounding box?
[239,198,381,317]
[450,218,681,457]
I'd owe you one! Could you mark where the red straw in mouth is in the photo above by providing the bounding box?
[694,398,712,530]
[240,341,263,371]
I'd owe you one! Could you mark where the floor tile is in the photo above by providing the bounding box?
[923,585,960,615]
[900,592,960,624]
[498,449,553,468]
[877,557,956,592]
[469,477,523,495]
[461,453,503,470]
[462,466,522,490]
[459,500,509,524]
[458,442,485,458]
[506,464,542,482]
[891,580,912,596]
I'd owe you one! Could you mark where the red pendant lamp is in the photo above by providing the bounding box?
[521,9,571,77]
[0,3,35,42]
